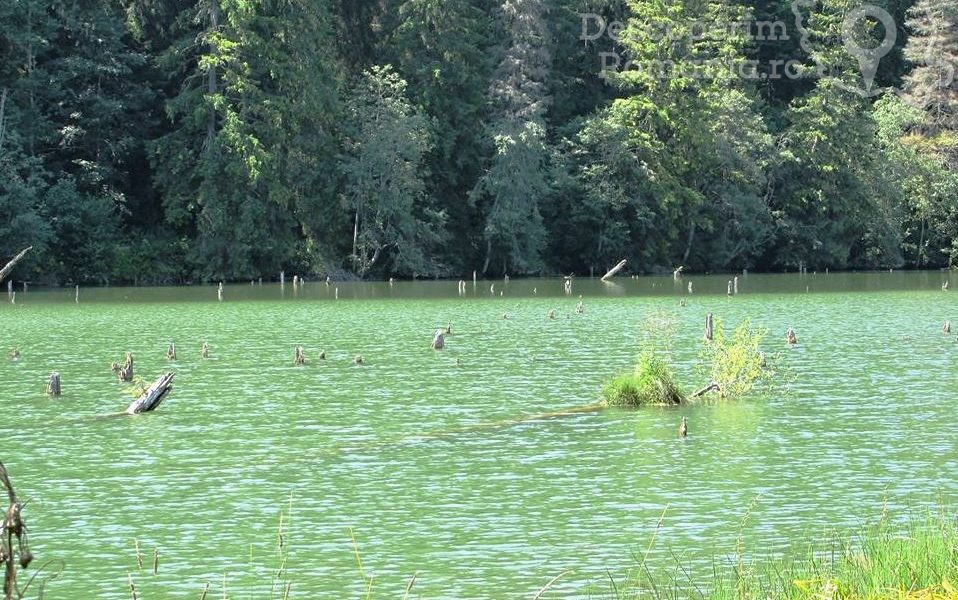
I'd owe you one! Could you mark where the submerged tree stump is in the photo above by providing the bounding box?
[548,309,556,320]
[704,313,714,342]
[125,373,175,415]
[294,346,306,366]
[945,321,952,334]
[201,342,210,359]
[786,328,798,345]
[8,348,18,361]
[679,417,688,437]
[431,330,445,350]
[318,350,326,361]
[166,343,176,361]
[46,372,61,397]
[113,352,134,381]
[353,355,364,365]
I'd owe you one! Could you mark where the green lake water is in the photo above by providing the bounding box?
[2,271,957,598]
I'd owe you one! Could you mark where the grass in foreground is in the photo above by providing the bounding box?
[615,508,958,600]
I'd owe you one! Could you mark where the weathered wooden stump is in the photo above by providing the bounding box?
[786,327,798,345]
[318,350,326,360]
[945,321,952,334]
[46,372,61,396]
[431,330,445,350]
[113,352,135,381]
[201,342,210,359]
[8,347,18,361]
[166,343,176,361]
[294,346,306,366]
[125,373,175,415]
[679,417,688,437]
[704,313,714,342]
[353,355,364,365]
[575,297,584,314]
[548,309,556,319]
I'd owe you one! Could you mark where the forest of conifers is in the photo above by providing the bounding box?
[0,0,955,284]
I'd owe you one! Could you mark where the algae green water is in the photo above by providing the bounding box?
[2,272,957,598]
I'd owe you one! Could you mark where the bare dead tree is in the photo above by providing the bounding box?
[1,462,33,600]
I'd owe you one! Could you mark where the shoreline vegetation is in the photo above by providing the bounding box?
[609,506,958,600]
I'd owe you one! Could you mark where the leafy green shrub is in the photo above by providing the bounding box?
[700,318,772,399]
[603,349,685,407]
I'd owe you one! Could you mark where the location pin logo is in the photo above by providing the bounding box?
[842,5,897,96]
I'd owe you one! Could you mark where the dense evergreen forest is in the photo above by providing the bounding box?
[0,0,955,284]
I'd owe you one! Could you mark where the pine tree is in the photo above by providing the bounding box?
[471,0,553,275]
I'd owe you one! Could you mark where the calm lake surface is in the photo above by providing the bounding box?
[2,271,957,598]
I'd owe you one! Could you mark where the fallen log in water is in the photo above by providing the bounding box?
[0,247,32,285]
[601,259,627,281]
[125,373,175,415]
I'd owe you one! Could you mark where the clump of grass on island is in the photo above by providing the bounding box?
[615,507,958,600]
[603,349,685,407]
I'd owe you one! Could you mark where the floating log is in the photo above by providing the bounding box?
[46,372,61,396]
[704,313,714,342]
[601,259,627,281]
[679,417,688,437]
[125,372,175,415]
[166,342,176,360]
[0,246,32,285]
[431,330,445,350]
[294,346,306,365]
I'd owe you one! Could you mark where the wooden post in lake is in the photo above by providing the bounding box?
[687,281,693,295]
[166,342,176,360]
[201,342,210,358]
[727,281,733,295]
[353,355,364,365]
[1,461,34,600]
[943,321,951,334]
[280,271,285,287]
[678,417,688,437]
[75,285,79,303]
[125,373,175,414]
[217,282,223,301]
[294,346,306,365]
[601,259,627,282]
[46,372,61,396]
[704,313,714,342]
[9,348,19,361]
[733,276,739,295]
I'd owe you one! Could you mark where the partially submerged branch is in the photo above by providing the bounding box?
[0,247,32,285]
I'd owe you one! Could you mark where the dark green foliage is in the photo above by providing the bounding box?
[0,0,954,282]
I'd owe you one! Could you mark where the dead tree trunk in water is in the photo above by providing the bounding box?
[46,372,61,397]
[0,247,32,285]
[1,462,33,600]
[125,373,175,415]
[601,260,627,282]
